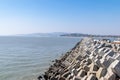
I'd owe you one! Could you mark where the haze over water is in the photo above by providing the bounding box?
[0,36,81,80]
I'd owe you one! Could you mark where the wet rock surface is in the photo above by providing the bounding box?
[38,38,120,80]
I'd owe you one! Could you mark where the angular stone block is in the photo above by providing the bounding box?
[104,48,110,53]
[86,58,92,65]
[97,43,105,49]
[62,71,70,78]
[76,55,82,61]
[100,57,114,68]
[86,74,98,80]
[59,77,66,80]
[110,60,120,77]
[87,71,97,76]
[95,55,102,59]
[77,70,87,77]
[74,61,81,69]
[96,67,107,79]
[95,59,102,68]
[104,70,116,80]
[83,65,90,72]
[103,50,115,58]
[81,76,87,80]
[99,77,105,80]
[89,63,99,72]
[72,69,78,76]
[73,76,81,80]
[114,54,120,60]
[99,50,105,57]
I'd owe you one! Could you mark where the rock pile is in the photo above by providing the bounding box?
[38,38,120,80]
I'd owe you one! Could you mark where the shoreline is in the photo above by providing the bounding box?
[38,38,120,80]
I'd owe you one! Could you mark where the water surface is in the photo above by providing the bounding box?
[0,36,81,80]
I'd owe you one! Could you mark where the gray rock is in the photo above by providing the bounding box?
[103,50,115,58]
[76,55,82,61]
[95,55,102,59]
[86,74,98,80]
[89,63,99,71]
[59,77,66,80]
[100,57,114,68]
[86,58,92,65]
[114,54,120,60]
[72,69,78,76]
[95,59,102,68]
[110,60,120,77]
[62,71,70,78]
[96,67,107,79]
[98,48,105,57]
[99,77,105,80]
[83,65,89,72]
[104,69,116,80]
[73,76,81,80]
[81,76,87,80]
[77,70,87,77]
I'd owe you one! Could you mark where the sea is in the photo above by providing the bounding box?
[0,36,81,80]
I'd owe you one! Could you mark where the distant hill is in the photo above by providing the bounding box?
[61,33,120,38]
[15,32,120,38]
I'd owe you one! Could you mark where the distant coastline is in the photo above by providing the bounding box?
[61,33,120,38]
[7,32,120,38]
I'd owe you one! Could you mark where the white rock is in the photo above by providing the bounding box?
[114,53,120,60]
[96,67,107,79]
[81,76,87,80]
[73,76,81,80]
[104,68,116,80]
[100,57,114,68]
[103,50,114,58]
[95,59,102,67]
[77,70,87,77]
[86,74,98,80]
[89,63,99,71]
[110,60,120,77]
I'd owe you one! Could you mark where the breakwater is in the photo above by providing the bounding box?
[38,38,120,80]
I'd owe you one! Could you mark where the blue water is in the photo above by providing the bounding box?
[0,36,81,80]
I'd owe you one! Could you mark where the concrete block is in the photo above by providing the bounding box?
[77,70,87,77]
[96,67,107,79]
[95,59,102,67]
[103,50,115,58]
[104,70,116,80]
[100,57,114,68]
[83,65,90,72]
[86,74,98,80]
[110,60,120,77]
[89,63,99,71]
[81,76,87,80]
[73,76,81,80]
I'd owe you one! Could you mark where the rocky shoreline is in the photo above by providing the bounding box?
[38,38,120,80]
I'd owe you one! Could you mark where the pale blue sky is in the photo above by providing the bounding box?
[0,0,120,35]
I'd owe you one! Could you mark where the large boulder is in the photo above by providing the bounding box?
[73,76,81,80]
[89,63,99,72]
[86,74,98,80]
[96,67,107,79]
[77,69,87,77]
[100,57,114,68]
[110,60,120,77]
[104,68,116,80]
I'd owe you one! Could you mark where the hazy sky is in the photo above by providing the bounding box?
[0,0,120,35]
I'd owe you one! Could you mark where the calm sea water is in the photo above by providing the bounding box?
[0,36,81,80]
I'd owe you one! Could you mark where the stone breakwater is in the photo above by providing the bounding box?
[38,38,120,80]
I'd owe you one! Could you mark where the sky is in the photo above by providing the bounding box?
[0,0,120,35]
